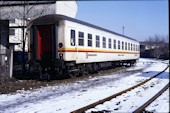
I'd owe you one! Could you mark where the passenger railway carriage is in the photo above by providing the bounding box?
[27,14,140,79]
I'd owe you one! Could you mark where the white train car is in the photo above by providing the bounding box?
[63,20,139,63]
[28,14,140,79]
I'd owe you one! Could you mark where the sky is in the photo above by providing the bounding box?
[76,0,169,42]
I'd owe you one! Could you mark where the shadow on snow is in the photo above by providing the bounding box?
[136,71,169,79]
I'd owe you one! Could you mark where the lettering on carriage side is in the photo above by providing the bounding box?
[118,54,125,56]
[86,52,97,59]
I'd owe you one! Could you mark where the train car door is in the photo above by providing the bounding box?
[70,28,77,61]
[37,25,52,60]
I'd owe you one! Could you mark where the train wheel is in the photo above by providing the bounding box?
[87,64,94,73]
[47,73,51,81]
[93,63,99,72]
[79,65,88,76]
[61,69,69,79]
[69,74,77,78]
[39,67,51,81]
[69,71,79,78]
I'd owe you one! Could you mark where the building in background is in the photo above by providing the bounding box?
[140,41,169,59]
[0,1,77,20]
[9,19,27,52]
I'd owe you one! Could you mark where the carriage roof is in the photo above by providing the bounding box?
[28,14,138,42]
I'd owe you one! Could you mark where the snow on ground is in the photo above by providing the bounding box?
[145,88,169,112]
[0,58,169,113]
[86,67,169,112]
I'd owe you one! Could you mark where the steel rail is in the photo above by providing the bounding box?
[133,83,169,113]
[71,65,169,113]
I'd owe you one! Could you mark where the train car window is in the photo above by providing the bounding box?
[135,45,137,51]
[133,44,135,51]
[113,39,116,49]
[131,44,133,51]
[128,43,130,50]
[118,41,120,49]
[96,35,100,47]
[122,41,124,50]
[78,31,84,46]
[125,42,127,50]
[70,30,75,46]
[109,38,112,49]
[103,37,106,48]
[88,33,92,47]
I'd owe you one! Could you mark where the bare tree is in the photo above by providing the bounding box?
[0,1,56,73]
[145,36,154,50]
[144,34,169,59]
[162,35,169,59]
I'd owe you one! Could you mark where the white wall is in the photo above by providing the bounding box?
[0,1,77,20]
[55,1,77,18]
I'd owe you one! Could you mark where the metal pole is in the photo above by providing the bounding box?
[22,1,26,74]
[9,46,14,78]
[122,26,124,35]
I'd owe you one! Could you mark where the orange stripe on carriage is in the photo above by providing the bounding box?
[58,48,139,54]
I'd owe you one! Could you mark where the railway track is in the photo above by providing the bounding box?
[133,83,169,113]
[71,65,169,113]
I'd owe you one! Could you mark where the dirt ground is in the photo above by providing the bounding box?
[0,66,134,94]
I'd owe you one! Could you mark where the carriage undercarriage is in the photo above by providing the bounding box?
[29,59,136,80]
